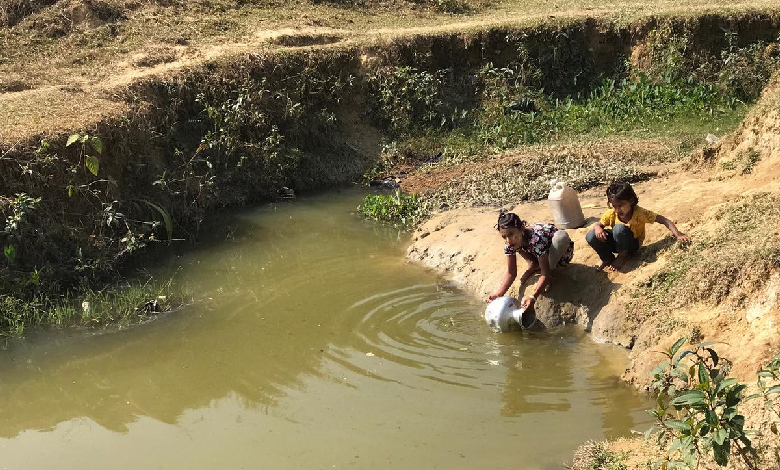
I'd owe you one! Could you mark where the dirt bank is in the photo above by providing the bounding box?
[406,74,780,466]
[407,156,780,382]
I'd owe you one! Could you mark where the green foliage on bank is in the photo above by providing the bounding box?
[358,190,425,227]
[365,29,780,164]
[0,278,187,337]
[646,339,780,469]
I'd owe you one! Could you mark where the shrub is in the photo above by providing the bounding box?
[358,190,425,226]
[367,66,450,136]
[647,338,756,468]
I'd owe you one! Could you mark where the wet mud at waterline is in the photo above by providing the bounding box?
[0,190,649,470]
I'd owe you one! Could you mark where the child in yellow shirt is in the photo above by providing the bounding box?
[586,182,690,271]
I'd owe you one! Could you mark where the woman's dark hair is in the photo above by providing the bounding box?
[606,182,639,206]
[495,212,526,231]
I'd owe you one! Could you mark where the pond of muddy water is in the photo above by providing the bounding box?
[0,188,650,470]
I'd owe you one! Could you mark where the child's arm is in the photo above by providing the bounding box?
[591,209,614,241]
[592,221,609,241]
[486,254,518,302]
[656,214,691,243]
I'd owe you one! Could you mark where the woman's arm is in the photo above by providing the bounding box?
[517,250,540,286]
[656,214,691,243]
[521,254,552,309]
[486,254,518,302]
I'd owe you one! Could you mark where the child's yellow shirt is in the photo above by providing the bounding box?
[600,206,657,244]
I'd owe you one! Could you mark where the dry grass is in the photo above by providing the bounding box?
[401,137,678,209]
[0,0,57,27]
[1,0,779,142]
[631,192,780,313]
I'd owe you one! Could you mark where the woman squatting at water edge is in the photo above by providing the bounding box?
[486,212,574,311]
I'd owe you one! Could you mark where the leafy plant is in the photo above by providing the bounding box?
[66,133,104,177]
[646,337,756,469]
[2,193,41,263]
[756,352,780,461]
[358,190,425,227]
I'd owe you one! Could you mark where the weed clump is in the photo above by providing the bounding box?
[571,441,628,470]
[358,189,425,227]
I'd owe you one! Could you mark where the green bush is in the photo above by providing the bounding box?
[647,338,756,468]
[367,66,450,136]
[358,190,425,226]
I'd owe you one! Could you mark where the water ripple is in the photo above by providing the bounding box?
[324,284,493,388]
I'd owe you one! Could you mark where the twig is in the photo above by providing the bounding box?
[0,140,22,161]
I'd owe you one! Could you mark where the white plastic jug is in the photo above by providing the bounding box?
[484,297,536,333]
[548,179,585,229]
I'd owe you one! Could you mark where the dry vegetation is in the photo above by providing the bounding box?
[2,0,780,141]
[630,193,780,316]
[400,137,679,209]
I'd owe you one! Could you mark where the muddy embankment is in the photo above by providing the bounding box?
[1,12,780,332]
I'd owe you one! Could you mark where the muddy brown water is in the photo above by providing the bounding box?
[0,188,650,470]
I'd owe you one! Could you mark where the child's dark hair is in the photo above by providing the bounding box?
[606,182,639,206]
[495,212,526,231]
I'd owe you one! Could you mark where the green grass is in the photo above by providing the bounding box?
[388,72,751,164]
[0,277,188,337]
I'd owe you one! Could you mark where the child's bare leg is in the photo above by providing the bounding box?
[608,252,631,271]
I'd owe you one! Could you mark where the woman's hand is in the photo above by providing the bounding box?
[676,233,691,244]
[486,292,503,303]
[521,295,536,310]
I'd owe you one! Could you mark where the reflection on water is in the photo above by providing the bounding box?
[0,188,651,470]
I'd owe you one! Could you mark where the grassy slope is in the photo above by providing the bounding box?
[1,0,780,143]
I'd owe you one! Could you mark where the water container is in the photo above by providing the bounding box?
[547,179,585,229]
[484,297,536,333]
